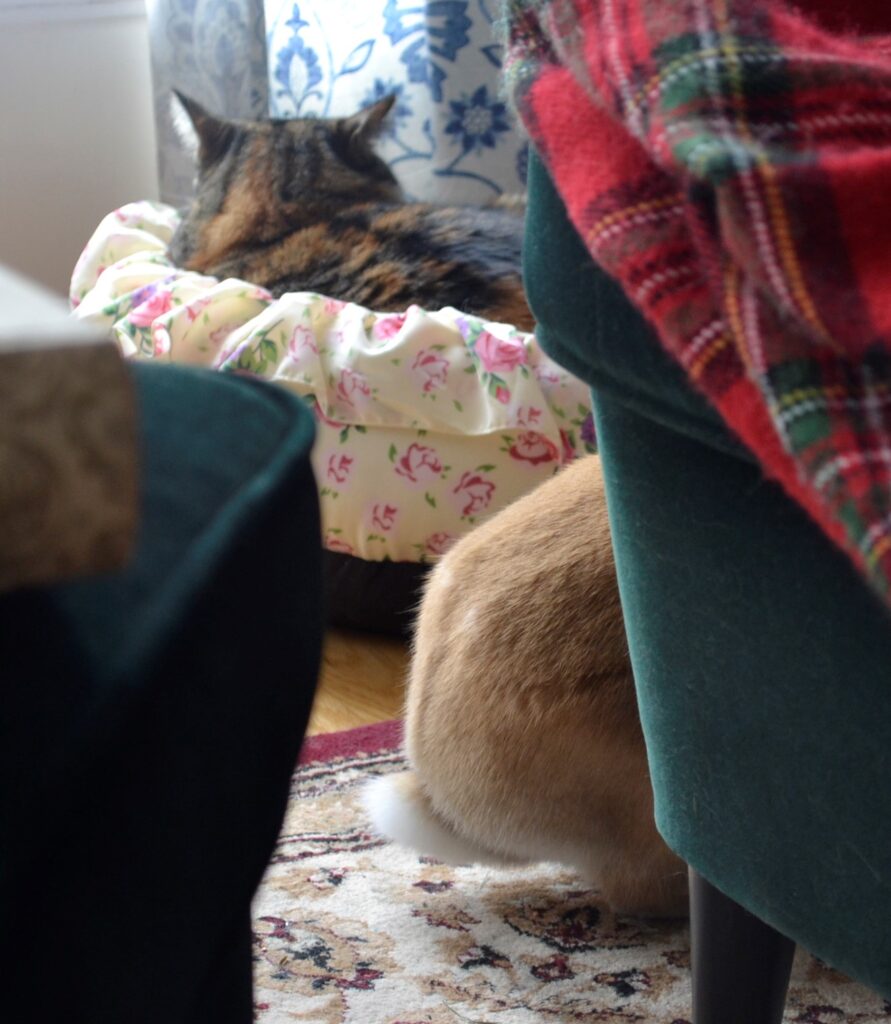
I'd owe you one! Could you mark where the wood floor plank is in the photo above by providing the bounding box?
[306,628,409,735]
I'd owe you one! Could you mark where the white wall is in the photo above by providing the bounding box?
[0,2,159,297]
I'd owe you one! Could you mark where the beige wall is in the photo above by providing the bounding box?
[0,6,159,297]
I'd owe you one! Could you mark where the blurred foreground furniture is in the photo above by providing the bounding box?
[0,265,138,591]
[148,0,527,206]
[524,153,891,1020]
[0,267,323,1022]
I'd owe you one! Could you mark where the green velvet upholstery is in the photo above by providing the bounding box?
[0,362,323,1023]
[523,154,748,463]
[524,151,891,997]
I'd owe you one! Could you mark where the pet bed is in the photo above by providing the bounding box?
[71,202,596,633]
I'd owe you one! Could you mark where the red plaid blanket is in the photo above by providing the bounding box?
[504,0,891,610]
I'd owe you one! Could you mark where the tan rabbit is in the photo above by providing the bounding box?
[364,454,688,917]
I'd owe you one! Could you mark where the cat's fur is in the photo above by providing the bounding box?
[364,455,688,917]
[168,93,531,329]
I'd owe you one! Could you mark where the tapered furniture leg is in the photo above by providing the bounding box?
[691,868,796,1024]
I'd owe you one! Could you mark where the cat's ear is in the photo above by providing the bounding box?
[171,90,235,166]
[342,94,396,143]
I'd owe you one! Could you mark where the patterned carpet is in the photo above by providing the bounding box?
[252,720,891,1023]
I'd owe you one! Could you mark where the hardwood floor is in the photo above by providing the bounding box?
[305,628,409,735]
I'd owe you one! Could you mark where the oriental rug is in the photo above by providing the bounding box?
[252,719,890,1023]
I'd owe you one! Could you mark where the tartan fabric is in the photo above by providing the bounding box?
[503,0,891,609]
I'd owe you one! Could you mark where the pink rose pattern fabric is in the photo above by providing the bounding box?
[452,472,497,517]
[411,349,450,393]
[394,443,443,484]
[72,201,597,563]
[509,432,560,466]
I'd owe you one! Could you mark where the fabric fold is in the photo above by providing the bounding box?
[504,0,891,607]
[71,200,596,563]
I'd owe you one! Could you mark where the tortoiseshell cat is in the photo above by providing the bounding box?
[168,91,531,635]
[168,93,531,329]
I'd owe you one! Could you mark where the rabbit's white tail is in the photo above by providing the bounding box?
[362,771,521,867]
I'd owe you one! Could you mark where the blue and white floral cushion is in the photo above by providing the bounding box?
[147,1,526,208]
[265,0,528,204]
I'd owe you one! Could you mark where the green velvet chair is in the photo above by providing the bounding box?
[0,362,323,1024]
[524,151,891,1021]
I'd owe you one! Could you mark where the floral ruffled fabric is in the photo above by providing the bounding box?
[71,202,596,562]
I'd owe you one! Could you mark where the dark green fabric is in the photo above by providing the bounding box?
[594,392,891,997]
[0,362,323,1023]
[524,149,891,997]
[523,151,749,462]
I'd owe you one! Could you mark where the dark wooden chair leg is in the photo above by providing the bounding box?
[691,868,796,1024]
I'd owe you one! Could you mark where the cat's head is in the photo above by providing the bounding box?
[167,92,401,270]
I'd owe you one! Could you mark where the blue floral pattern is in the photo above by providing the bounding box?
[267,2,386,117]
[272,7,323,114]
[148,1,527,206]
[382,0,471,102]
[265,0,527,203]
[445,85,511,155]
